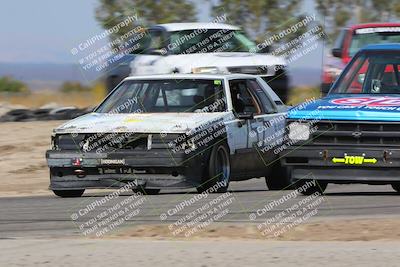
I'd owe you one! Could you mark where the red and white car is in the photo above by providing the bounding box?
[322,23,400,94]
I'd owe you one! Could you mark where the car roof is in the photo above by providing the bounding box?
[154,22,240,32]
[361,43,400,51]
[349,22,400,30]
[124,73,258,81]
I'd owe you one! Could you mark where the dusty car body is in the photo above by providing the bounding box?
[46,74,287,197]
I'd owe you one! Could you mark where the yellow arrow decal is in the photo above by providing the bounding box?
[332,157,345,163]
[363,158,377,164]
[332,156,377,165]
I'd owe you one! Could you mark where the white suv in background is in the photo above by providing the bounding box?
[128,23,290,102]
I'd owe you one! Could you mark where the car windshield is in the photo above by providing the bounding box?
[331,52,400,94]
[168,29,257,54]
[349,27,400,57]
[95,79,227,113]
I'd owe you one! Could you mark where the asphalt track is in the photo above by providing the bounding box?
[1,179,400,238]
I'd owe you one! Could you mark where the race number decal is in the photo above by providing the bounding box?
[331,97,400,107]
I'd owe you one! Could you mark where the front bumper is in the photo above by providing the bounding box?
[46,149,206,190]
[281,146,400,183]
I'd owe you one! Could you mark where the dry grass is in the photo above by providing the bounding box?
[288,86,321,106]
[0,83,107,108]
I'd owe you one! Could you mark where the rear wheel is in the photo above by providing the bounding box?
[295,180,327,196]
[391,184,400,193]
[197,143,230,193]
[53,189,85,198]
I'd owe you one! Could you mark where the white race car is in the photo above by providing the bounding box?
[46,74,288,197]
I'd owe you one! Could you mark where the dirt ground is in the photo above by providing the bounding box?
[110,217,400,241]
[3,239,400,267]
[0,121,61,196]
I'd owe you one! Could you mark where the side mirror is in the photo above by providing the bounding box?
[237,112,254,120]
[332,48,343,58]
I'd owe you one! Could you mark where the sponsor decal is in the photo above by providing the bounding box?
[100,159,126,165]
[214,80,222,85]
[331,97,400,107]
[332,155,377,165]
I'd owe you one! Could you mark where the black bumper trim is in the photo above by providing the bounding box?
[46,149,190,168]
[292,167,400,182]
[282,146,400,182]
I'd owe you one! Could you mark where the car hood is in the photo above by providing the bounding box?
[288,94,400,122]
[54,112,229,134]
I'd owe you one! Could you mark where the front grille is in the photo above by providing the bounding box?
[56,133,183,152]
[305,121,400,147]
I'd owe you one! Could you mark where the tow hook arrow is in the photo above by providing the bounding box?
[364,158,377,164]
[332,158,345,163]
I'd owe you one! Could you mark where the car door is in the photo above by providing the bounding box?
[227,79,268,179]
[246,78,286,168]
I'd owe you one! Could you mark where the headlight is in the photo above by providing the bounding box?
[191,67,220,74]
[288,122,310,141]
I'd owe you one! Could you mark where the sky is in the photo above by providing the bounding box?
[0,0,322,69]
[0,0,102,63]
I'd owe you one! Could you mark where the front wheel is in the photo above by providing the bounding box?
[295,180,327,196]
[197,143,231,193]
[265,164,293,190]
[53,189,85,198]
[391,184,400,193]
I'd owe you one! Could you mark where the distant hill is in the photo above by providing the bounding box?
[0,62,322,91]
[0,63,89,91]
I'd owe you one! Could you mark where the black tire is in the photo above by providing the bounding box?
[295,180,327,196]
[197,142,231,193]
[391,184,400,193]
[3,109,34,122]
[53,189,85,198]
[265,164,293,190]
[133,187,160,195]
[32,109,51,121]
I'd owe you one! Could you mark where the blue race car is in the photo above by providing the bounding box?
[281,44,400,195]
